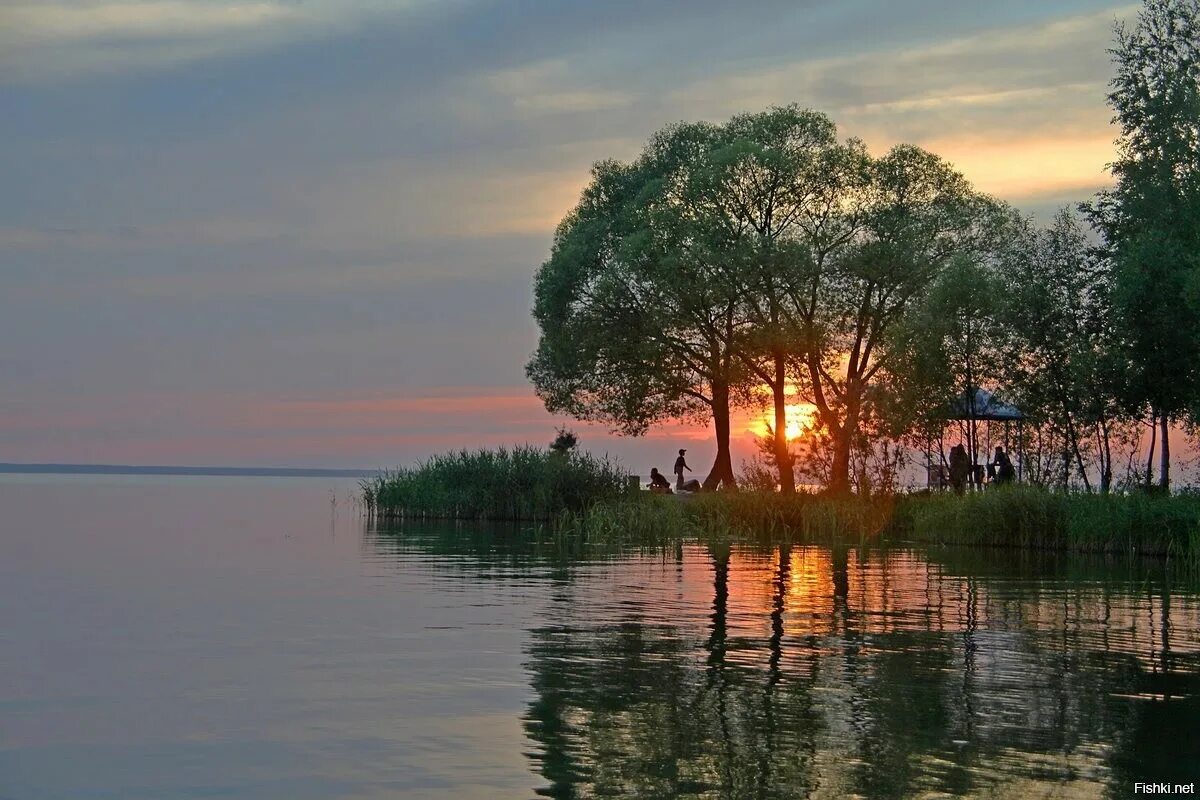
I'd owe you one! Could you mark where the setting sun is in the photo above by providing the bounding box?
[748,401,819,441]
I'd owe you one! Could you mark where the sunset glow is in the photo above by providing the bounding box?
[747,401,819,441]
[3,0,1139,469]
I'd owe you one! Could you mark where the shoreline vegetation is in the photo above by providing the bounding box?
[361,448,1200,562]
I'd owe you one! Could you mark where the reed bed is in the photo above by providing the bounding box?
[550,488,1200,561]
[550,491,896,546]
[894,487,1200,558]
[362,446,631,521]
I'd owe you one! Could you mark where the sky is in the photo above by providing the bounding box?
[1,0,1137,473]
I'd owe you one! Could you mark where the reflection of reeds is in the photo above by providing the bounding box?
[361,446,631,521]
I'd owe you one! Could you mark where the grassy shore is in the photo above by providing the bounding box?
[892,487,1200,557]
[363,449,1200,559]
[361,446,630,521]
[555,487,1200,559]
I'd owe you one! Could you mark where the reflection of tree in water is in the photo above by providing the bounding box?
[516,541,1200,799]
[362,520,1200,797]
[525,541,823,799]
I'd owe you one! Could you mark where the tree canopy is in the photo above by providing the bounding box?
[530,106,991,492]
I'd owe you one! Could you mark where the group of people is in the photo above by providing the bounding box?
[647,444,1017,495]
[648,449,702,494]
[948,444,1015,495]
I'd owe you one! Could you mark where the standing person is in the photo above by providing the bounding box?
[949,444,970,495]
[673,449,691,489]
[992,447,1015,485]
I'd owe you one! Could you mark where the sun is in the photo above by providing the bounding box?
[748,401,818,441]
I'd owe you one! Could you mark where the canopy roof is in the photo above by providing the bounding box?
[948,387,1024,421]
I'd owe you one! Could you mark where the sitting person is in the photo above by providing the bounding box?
[648,468,673,493]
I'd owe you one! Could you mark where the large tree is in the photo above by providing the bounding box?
[529,107,864,490]
[528,123,751,489]
[530,109,989,494]
[675,107,869,492]
[1087,0,1200,490]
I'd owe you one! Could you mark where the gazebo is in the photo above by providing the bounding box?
[928,387,1024,489]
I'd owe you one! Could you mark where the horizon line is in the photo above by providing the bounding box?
[0,462,379,478]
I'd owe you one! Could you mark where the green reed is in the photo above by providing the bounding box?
[361,446,631,521]
[550,491,896,546]
[552,487,1200,561]
[890,486,1200,557]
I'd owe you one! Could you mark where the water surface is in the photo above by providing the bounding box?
[2,477,1197,798]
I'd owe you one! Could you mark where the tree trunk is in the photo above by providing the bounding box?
[1065,414,1092,493]
[703,380,737,492]
[1098,419,1113,494]
[1146,410,1157,489]
[772,352,794,494]
[1160,413,1171,493]
[827,391,865,496]
[828,425,853,496]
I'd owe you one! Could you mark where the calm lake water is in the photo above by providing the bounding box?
[2,476,1198,799]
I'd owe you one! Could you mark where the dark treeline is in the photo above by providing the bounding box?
[529,0,1200,495]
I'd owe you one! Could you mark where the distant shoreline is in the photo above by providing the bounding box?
[0,463,378,478]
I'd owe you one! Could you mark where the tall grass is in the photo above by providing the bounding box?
[362,446,631,521]
[893,486,1200,557]
[552,491,897,546]
[552,486,1200,562]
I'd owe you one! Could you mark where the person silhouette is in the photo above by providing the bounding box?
[992,446,1015,485]
[673,449,691,489]
[949,444,970,495]
[648,468,672,493]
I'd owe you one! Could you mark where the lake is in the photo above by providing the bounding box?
[2,476,1198,798]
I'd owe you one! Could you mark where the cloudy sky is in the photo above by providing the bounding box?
[2,0,1134,471]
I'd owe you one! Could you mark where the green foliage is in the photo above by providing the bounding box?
[1085,0,1200,488]
[529,104,993,493]
[362,446,631,521]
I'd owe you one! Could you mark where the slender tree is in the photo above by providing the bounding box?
[1087,0,1200,491]
[889,251,1007,485]
[999,211,1127,492]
